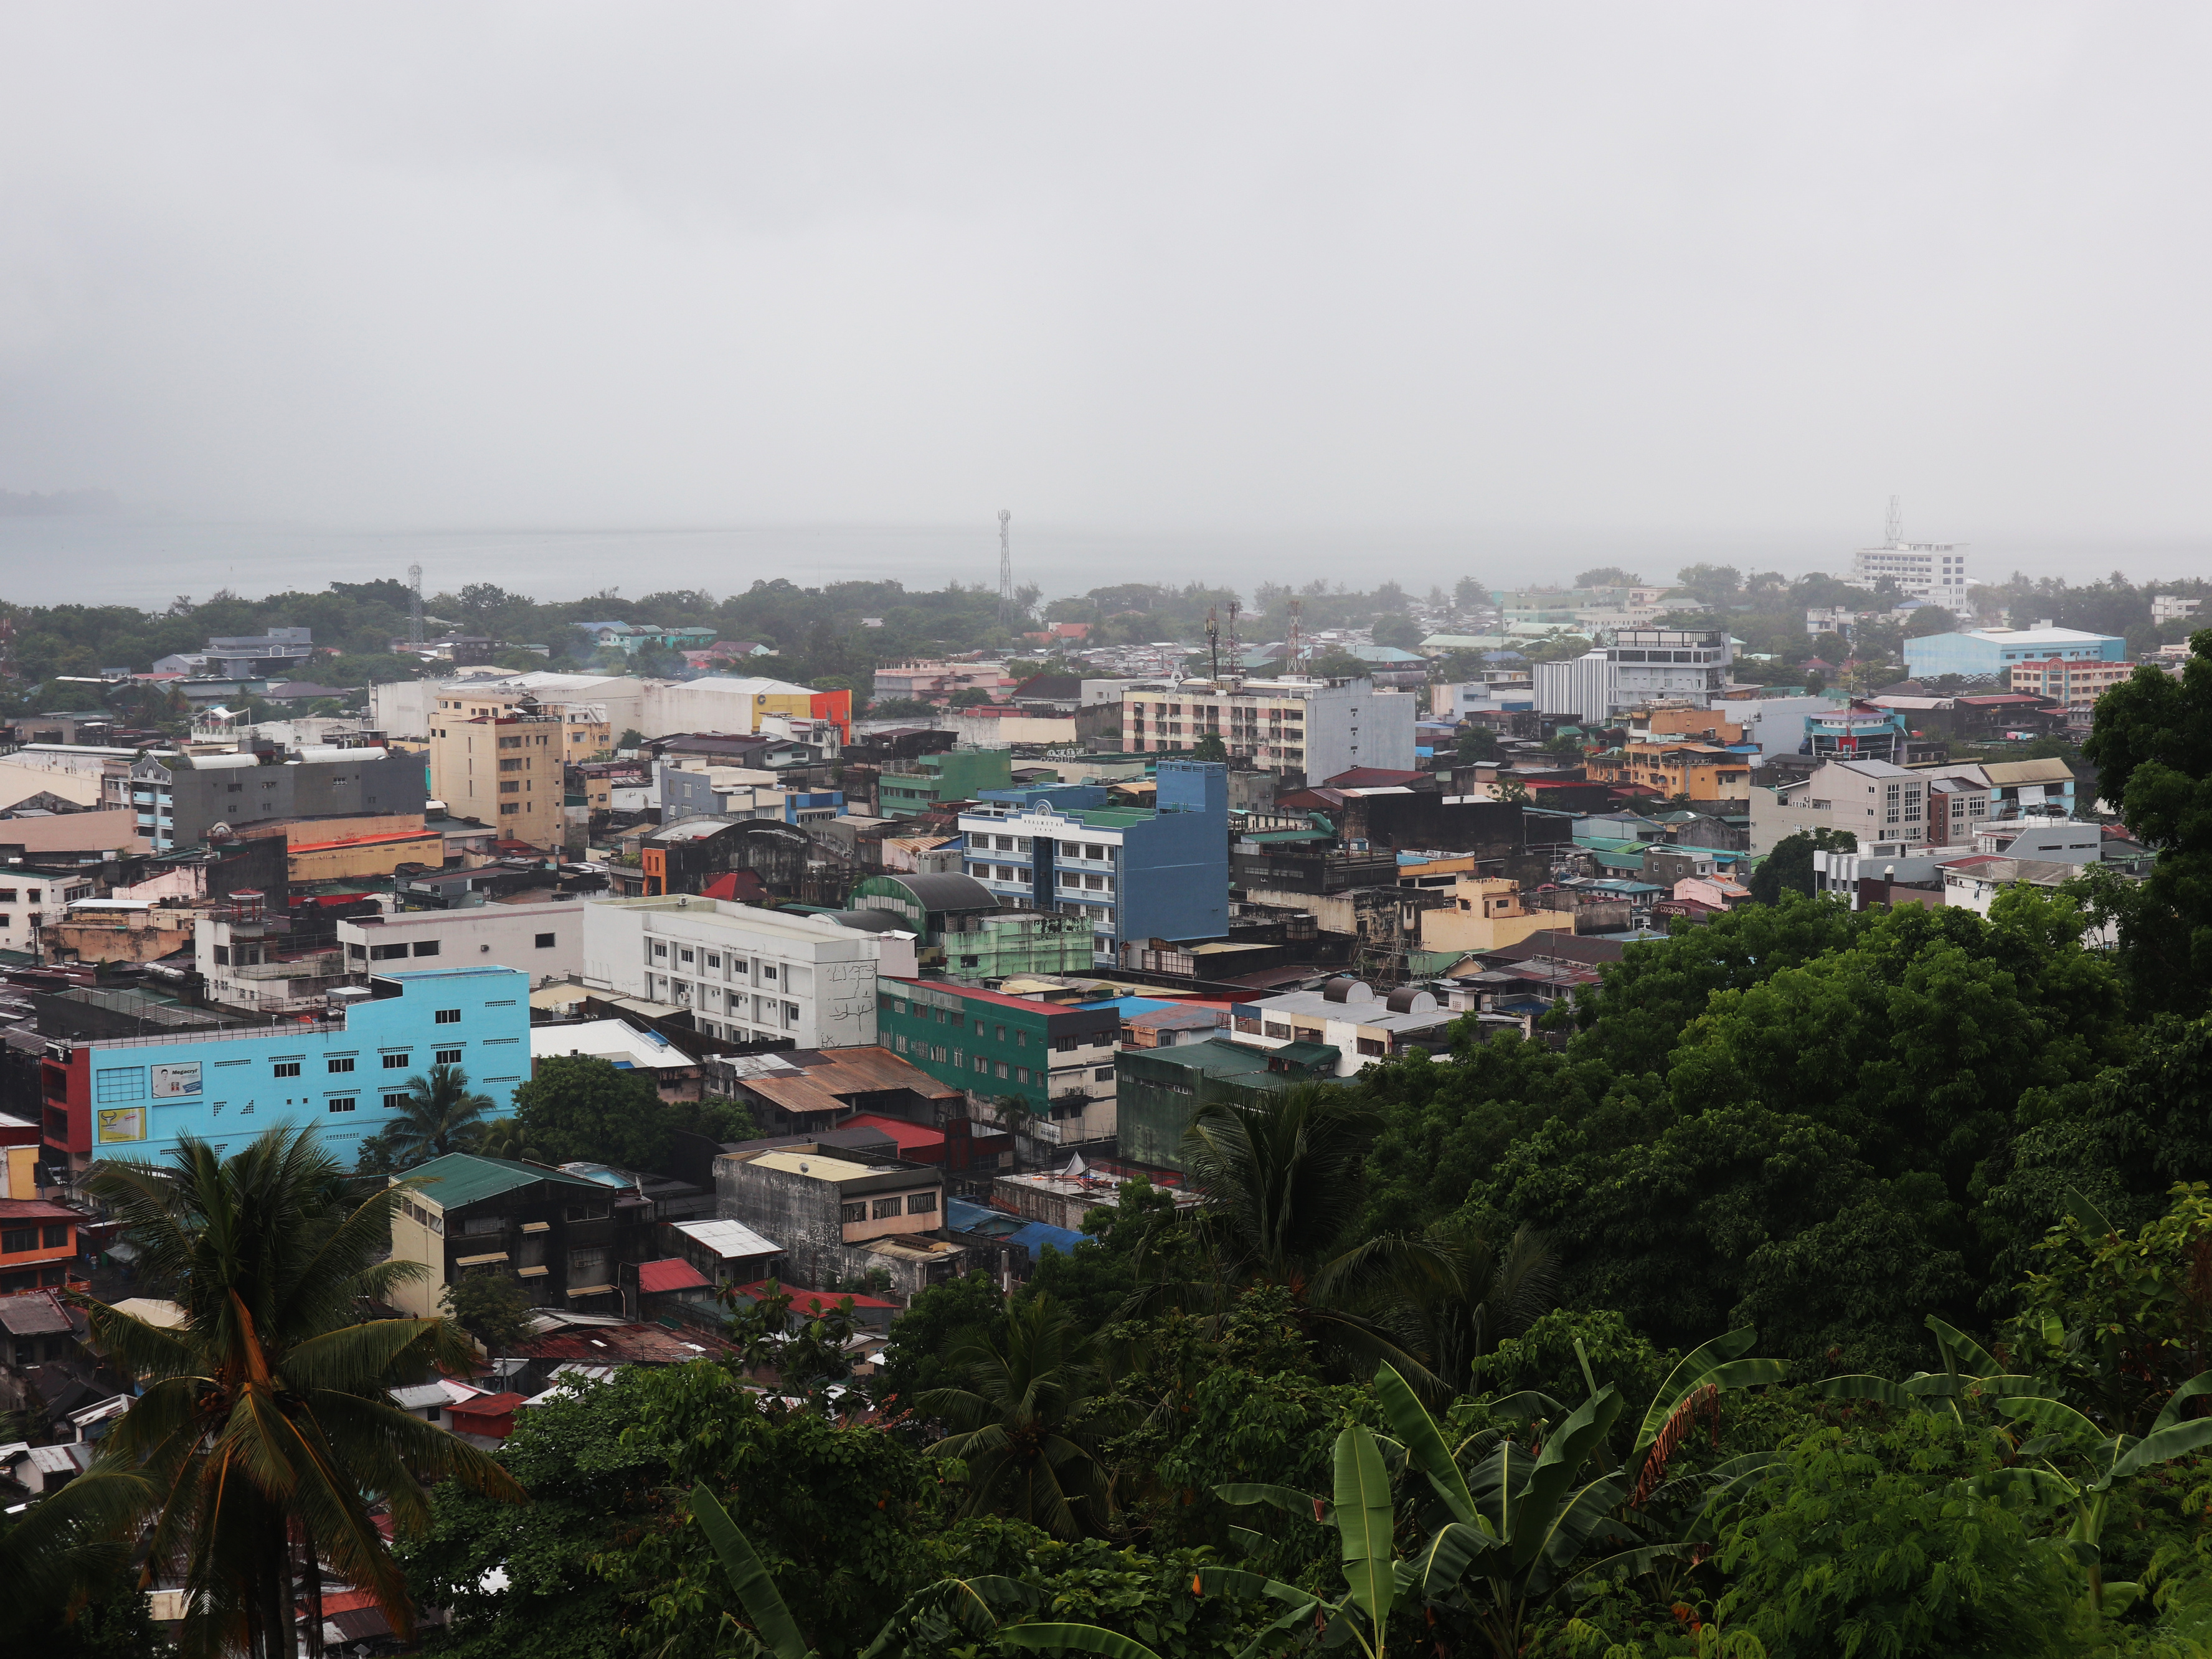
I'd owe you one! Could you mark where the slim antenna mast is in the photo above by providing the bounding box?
[1226,598,1241,685]
[997,510,1013,627]
[408,563,424,645]
[1884,495,1902,546]
[1285,597,1307,674]
[1206,607,1221,681]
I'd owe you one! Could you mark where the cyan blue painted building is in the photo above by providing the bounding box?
[954,760,1229,949]
[41,967,532,1178]
[1904,626,2127,679]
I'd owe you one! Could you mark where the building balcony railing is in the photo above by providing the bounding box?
[228,954,347,982]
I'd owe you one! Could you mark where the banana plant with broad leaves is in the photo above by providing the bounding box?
[687,1483,1173,1659]
[1817,1315,2212,1618]
[1208,1420,1419,1659]
[1206,1331,1785,1659]
[1817,1314,2059,1422]
[1380,1330,1784,1659]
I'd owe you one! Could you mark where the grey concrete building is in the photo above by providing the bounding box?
[128,745,428,852]
[712,1143,958,1298]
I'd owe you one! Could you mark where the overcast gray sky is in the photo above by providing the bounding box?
[4,4,2211,579]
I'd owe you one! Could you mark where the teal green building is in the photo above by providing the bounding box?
[1115,1037,1340,1171]
[849,871,1095,978]
[877,978,1119,1111]
[877,749,1014,817]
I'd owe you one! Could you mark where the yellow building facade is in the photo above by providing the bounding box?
[427,688,565,849]
[1417,877,1576,957]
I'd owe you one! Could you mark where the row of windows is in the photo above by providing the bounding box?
[839,1191,938,1223]
[651,941,782,981]
[1,1224,69,1254]
[886,998,1105,1051]
[100,1034,478,1104]
[968,833,1120,859]
[1132,702,1302,722]
[886,1031,1116,1087]
[362,939,443,960]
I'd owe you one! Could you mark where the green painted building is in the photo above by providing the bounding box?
[877,749,1015,818]
[848,871,1096,978]
[1116,1036,1341,1171]
[877,978,1119,1111]
[936,910,1101,979]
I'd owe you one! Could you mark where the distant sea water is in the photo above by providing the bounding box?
[0,514,2203,611]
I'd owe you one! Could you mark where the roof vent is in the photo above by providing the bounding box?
[1321,976,1372,1004]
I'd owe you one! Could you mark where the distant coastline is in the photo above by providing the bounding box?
[0,488,120,517]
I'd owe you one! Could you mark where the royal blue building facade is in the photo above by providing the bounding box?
[954,760,1229,950]
[42,967,532,1176]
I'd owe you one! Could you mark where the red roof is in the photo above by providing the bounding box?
[450,1391,527,1425]
[702,869,772,903]
[0,1200,78,1222]
[884,976,1072,1014]
[313,1589,386,1617]
[838,1113,946,1152]
[730,1281,900,1313]
[636,1258,711,1295]
[1320,767,1430,788]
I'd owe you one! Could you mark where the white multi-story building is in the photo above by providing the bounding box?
[372,673,644,743]
[1118,676,1415,778]
[337,900,587,986]
[580,897,915,1047]
[1533,628,1734,722]
[1852,539,1973,616]
[2153,595,2204,625]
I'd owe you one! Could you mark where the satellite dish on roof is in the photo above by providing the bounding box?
[207,823,235,841]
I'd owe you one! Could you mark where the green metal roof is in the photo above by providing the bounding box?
[1130,1037,1284,1079]
[399,1153,605,1211]
[1272,1041,1342,1067]
[1406,948,1473,975]
[1589,849,1650,871]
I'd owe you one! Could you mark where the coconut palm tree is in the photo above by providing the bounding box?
[472,1115,544,1165]
[1163,1083,1445,1386]
[917,1293,1118,1538]
[8,1124,522,1658]
[1373,1221,1559,1397]
[384,1061,495,1165]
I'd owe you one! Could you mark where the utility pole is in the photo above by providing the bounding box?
[997,511,1013,628]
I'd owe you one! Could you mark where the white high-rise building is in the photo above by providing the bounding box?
[1852,538,1973,617]
[580,897,915,1048]
[1531,628,1734,722]
[1118,676,1415,778]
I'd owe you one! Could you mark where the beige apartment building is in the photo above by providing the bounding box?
[427,687,567,850]
[1120,676,1416,777]
[2006,656,2132,711]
